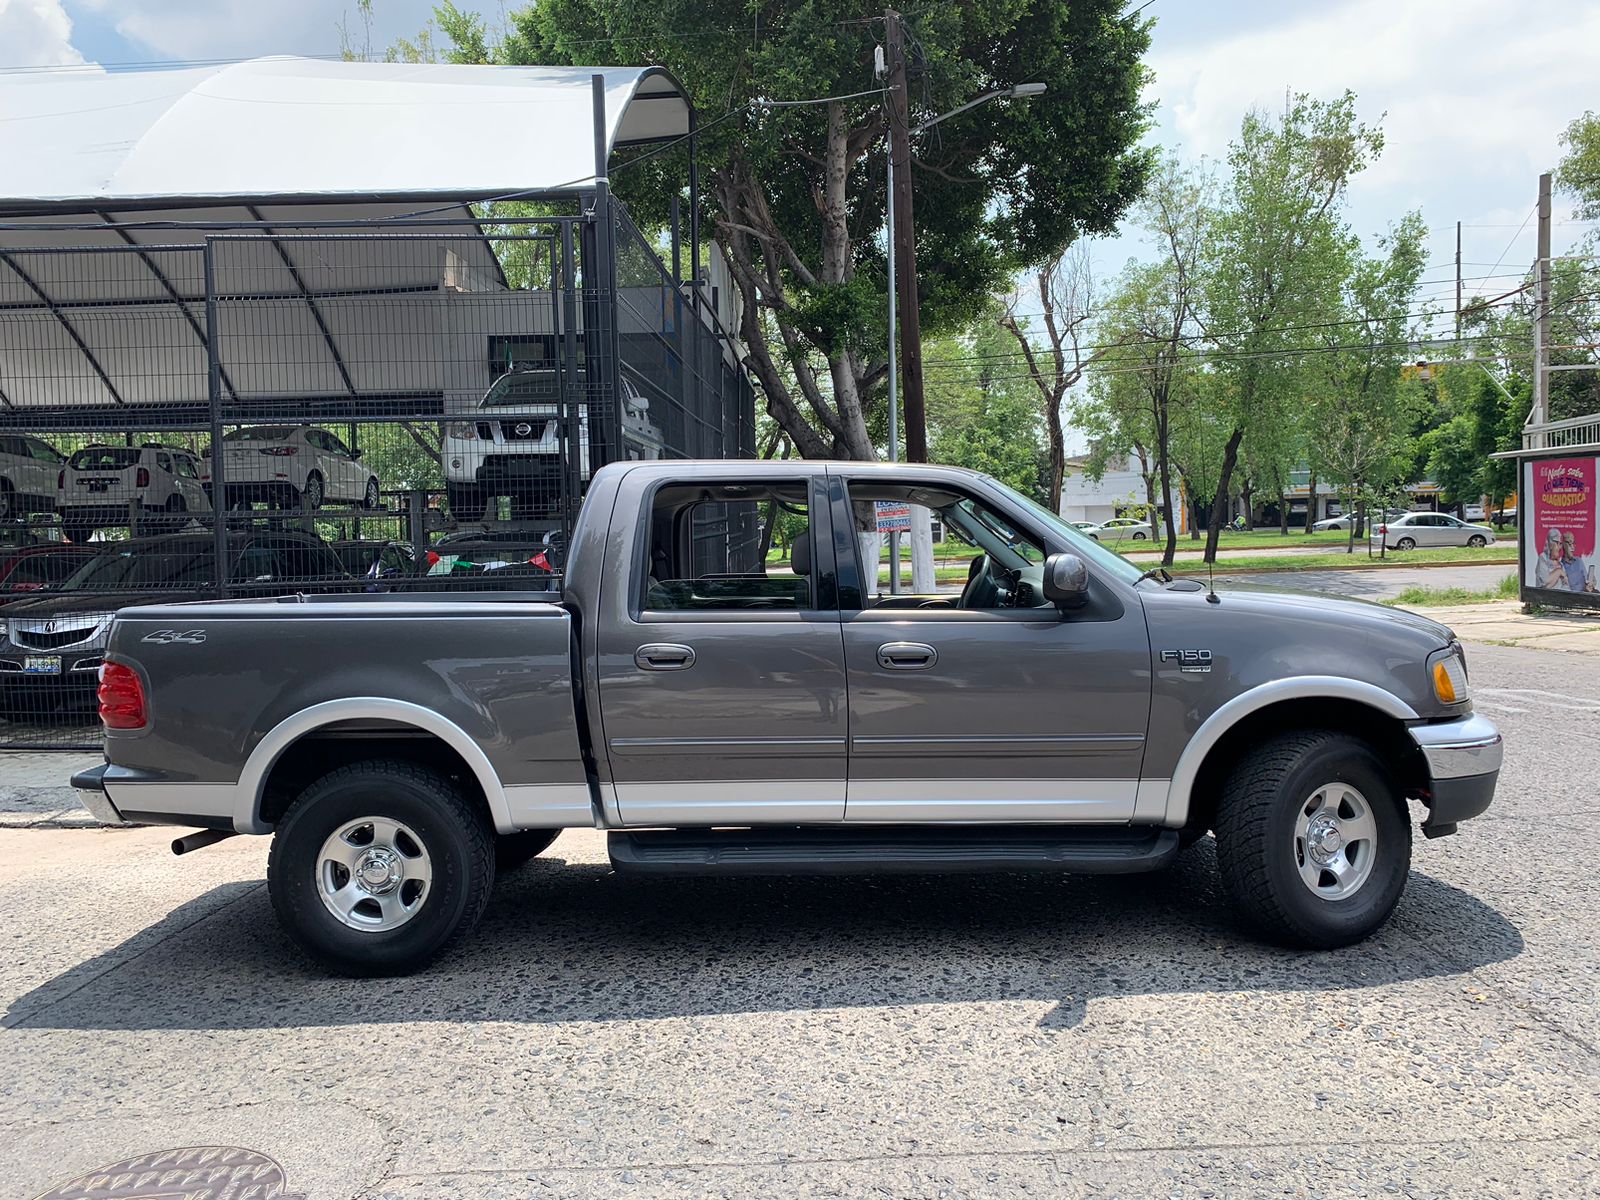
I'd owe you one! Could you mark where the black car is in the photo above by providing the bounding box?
[0,530,352,716]
[331,539,419,587]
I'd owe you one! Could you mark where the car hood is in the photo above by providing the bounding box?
[3,589,206,619]
[1150,578,1456,645]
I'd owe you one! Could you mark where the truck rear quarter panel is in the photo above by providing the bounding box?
[104,598,585,812]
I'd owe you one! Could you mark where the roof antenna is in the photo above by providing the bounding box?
[1206,552,1220,604]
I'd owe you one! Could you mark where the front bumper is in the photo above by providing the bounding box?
[70,762,128,826]
[1409,713,1502,837]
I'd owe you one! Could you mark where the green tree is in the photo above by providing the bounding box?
[925,323,1046,496]
[1556,111,1600,221]
[1201,92,1379,560]
[429,0,1154,461]
[1079,155,1211,563]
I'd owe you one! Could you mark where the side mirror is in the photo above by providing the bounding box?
[1041,552,1090,612]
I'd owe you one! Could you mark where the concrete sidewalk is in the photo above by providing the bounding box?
[1424,599,1600,654]
[0,751,102,829]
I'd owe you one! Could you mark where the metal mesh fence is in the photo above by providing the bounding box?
[0,209,756,747]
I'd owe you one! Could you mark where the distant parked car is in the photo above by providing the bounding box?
[1068,521,1101,540]
[1463,503,1486,522]
[1311,510,1402,533]
[331,539,418,585]
[0,435,68,521]
[1371,512,1496,551]
[207,425,381,511]
[57,443,210,543]
[0,544,97,606]
[1093,517,1153,542]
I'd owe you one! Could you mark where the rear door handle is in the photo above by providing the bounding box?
[877,641,937,670]
[635,643,696,671]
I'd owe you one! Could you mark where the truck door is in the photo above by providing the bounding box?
[595,473,848,825]
[833,475,1153,823]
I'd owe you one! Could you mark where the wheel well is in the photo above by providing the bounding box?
[257,725,492,829]
[1185,698,1427,834]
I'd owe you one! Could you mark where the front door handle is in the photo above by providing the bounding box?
[635,643,696,671]
[877,641,937,670]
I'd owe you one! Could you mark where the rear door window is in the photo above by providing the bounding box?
[69,447,140,471]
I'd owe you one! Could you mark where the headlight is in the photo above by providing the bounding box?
[1430,648,1469,705]
[0,619,7,641]
[446,422,477,440]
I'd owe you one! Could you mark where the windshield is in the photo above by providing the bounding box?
[62,545,214,590]
[481,370,561,408]
[225,427,297,442]
[984,478,1146,584]
[68,447,139,471]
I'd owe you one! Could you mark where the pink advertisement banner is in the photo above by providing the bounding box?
[1527,456,1599,593]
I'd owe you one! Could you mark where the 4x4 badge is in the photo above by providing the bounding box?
[140,629,206,645]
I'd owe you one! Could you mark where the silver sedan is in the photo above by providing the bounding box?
[1371,512,1496,550]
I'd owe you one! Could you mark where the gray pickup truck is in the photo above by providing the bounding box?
[73,460,1502,975]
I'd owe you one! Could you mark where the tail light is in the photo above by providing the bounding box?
[97,661,147,730]
[1376,524,1387,535]
[259,447,297,457]
[57,470,64,489]
[135,467,150,487]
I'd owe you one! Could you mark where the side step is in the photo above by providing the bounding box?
[608,825,1180,877]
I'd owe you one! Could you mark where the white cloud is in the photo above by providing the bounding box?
[75,0,451,61]
[0,0,89,67]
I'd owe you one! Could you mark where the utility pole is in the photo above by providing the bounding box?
[1454,220,1462,341]
[1533,171,1552,429]
[884,9,927,463]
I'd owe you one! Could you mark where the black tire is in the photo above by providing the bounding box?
[495,828,561,871]
[445,481,485,521]
[1214,730,1411,949]
[1396,536,1416,551]
[363,477,381,510]
[267,759,495,976]
[1132,531,1147,540]
[299,472,324,510]
[1467,534,1486,548]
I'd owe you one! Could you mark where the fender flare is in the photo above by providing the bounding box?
[1161,676,1419,827]
[233,697,512,835]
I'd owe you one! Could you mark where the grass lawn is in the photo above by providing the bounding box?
[1163,545,1519,573]
[1383,574,1520,607]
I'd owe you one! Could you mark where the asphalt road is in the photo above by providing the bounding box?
[1214,562,1516,601]
[2,642,1597,1198]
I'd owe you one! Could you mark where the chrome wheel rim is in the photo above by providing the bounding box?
[1293,783,1378,901]
[317,817,432,932]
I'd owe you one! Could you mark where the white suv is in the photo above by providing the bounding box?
[57,443,211,542]
[441,372,662,519]
[207,425,381,511]
[0,435,68,520]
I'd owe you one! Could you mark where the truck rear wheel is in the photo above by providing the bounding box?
[267,759,495,976]
[1214,731,1411,949]
[495,828,561,871]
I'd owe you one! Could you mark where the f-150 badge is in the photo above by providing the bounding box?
[1160,648,1212,673]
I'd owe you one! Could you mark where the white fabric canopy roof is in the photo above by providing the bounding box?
[0,57,692,213]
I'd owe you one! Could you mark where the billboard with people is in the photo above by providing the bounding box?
[1526,456,1599,595]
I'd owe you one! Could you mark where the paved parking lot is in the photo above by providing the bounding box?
[2,640,1598,1198]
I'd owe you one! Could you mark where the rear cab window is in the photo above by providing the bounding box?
[641,479,821,614]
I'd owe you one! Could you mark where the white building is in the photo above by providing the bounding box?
[1059,453,1181,530]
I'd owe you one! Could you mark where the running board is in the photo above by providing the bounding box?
[608,825,1180,876]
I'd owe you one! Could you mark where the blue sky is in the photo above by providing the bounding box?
[8,0,1594,323]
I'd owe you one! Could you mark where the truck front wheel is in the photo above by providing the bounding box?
[267,760,495,976]
[1214,731,1411,949]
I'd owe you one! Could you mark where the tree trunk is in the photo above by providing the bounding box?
[1240,481,1254,530]
[1204,427,1246,561]
[1190,496,1202,541]
[1279,491,1289,534]
[1307,468,1318,527]
[1046,405,1066,513]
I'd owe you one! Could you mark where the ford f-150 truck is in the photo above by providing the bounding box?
[72,460,1502,975]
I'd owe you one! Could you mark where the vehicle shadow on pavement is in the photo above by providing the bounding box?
[5,843,1522,1032]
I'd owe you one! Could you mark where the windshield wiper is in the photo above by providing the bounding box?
[1133,566,1172,585]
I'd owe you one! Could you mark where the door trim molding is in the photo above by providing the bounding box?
[844,777,1142,823]
[614,778,847,825]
